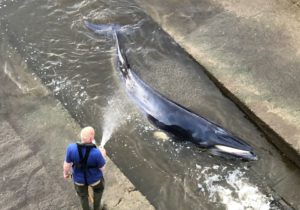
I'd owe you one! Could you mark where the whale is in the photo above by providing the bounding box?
[85,22,257,160]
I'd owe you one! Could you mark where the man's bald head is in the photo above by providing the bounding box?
[80,126,95,143]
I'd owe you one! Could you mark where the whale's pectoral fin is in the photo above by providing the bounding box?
[210,145,257,161]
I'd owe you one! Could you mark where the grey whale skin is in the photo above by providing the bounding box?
[85,22,257,161]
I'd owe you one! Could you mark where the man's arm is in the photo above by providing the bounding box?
[64,144,73,180]
[99,146,107,158]
[98,147,107,171]
[63,161,72,180]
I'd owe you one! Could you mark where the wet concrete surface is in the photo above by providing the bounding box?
[0,41,154,210]
[134,0,300,168]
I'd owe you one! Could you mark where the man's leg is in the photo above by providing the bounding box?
[74,184,90,210]
[92,178,105,210]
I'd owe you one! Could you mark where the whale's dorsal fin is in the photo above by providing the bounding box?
[113,30,131,78]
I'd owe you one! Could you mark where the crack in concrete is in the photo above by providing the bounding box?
[0,150,33,172]
[114,197,123,207]
[112,187,138,207]
[24,164,43,210]
[127,187,137,193]
[288,0,300,8]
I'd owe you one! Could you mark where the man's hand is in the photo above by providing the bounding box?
[99,146,107,157]
[64,172,71,180]
[63,161,72,180]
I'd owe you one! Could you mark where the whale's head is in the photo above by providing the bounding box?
[207,131,257,161]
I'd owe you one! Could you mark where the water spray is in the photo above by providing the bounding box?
[99,96,128,148]
[100,127,112,147]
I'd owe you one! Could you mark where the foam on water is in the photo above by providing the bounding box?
[198,166,272,210]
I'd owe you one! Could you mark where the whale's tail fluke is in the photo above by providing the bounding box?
[84,21,130,77]
[84,21,119,34]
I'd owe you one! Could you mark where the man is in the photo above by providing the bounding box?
[64,126,106,210]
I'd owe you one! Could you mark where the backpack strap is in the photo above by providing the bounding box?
[73,143,97,185]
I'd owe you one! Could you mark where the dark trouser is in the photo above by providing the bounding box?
[74,178,105,210]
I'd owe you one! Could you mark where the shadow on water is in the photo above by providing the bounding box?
[1,0,299,209]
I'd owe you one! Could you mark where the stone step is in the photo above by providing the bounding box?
[0,121,79,210]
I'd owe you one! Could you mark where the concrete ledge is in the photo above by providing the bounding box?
[0,40,155,210]
[134,0,300,168]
